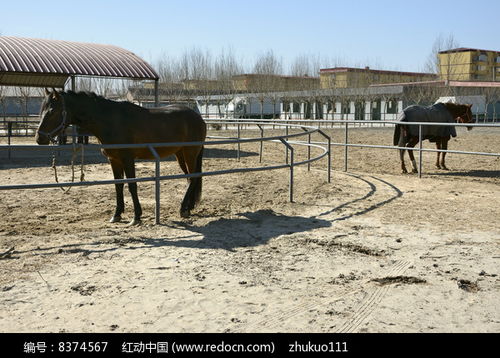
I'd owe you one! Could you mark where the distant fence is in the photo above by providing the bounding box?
[236,119,499,178]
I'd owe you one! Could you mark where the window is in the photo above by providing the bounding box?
[477,53,488,62]
[386,100,398,114]
[342,102,350,114]
[282,101,290,112]
[327,101,334,112]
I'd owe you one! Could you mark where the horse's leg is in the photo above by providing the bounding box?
[441,139,449,170]
[435,140,442,169]
[109,159,125,223]
[123,156,142,225]
[175,150,191,217]
[397,126,408,174]
[399,148,408,174]
[177,146,203,218]
[175,150,189,175]
[406,137,419,174]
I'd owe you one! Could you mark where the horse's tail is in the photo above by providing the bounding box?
[393,124,401,146]
[393,111,406,146]
[193,146,204,204]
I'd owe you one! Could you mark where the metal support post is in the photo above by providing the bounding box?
[257,124,264,163]
[285,124,289,164]
[154,80,159,107]
[280,138,294,203]
[418,124,423,178]
[148,145,161,224]
[318,129,332,183]
[344,121,349,171]
[7,122,12,159]
[237,121,241,161]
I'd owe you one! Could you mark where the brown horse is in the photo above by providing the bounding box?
[393,102,474,173]
[36,89,206,224]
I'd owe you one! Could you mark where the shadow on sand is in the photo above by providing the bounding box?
[432,169,500,179]
[12,209,331,257]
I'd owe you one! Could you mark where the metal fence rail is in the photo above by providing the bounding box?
[215,119,498,178]
[2,118,498,224]
[328,120,500,178]
[0,122,331,225]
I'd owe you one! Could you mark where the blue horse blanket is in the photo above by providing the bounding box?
[399,103,456,142]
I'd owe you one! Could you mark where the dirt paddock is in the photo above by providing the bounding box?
[0,125,499,332]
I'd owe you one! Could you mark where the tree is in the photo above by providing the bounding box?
[253,49,283,76]
[214,48,242,118]
[424,34,460,79]
[251,50,284,119]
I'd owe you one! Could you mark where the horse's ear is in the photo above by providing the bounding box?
[468,104,473,108]
[45,88,50,96]
[51,88,60,100]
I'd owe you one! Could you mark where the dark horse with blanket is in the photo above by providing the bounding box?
[36,89,206,225]
[393,102,473,173]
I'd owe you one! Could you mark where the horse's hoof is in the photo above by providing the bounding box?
[128,219,141,226]
[180,210,190,218]
[411,169,418,174]
[109,216,121,223]
[401,169,408,174]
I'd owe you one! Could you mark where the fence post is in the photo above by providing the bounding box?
[318,129,332,183]
[285,123,289,164]
[148,145,161,225]
[307,132,311,171]
[7,122,13,159]
[237,121,241,161]
[299,126,311,171]
[280,138,294,203]
[418,124,423,178]
[257,124,264,163]
[344,121,349,171]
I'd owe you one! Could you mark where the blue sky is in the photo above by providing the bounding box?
[2,0,499,73]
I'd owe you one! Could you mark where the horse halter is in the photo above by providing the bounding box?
[37,94,68,144]
[457,108,472,124]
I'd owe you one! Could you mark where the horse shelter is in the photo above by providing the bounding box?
[0,36,160,108]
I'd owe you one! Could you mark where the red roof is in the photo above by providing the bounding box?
[319,66,435,77]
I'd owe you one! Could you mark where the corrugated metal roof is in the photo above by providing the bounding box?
[0,36,159,87]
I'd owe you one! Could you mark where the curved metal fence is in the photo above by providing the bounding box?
[2,118,498,224]
[0,122,331,225]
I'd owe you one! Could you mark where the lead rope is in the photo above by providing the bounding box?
[51,141,85,193]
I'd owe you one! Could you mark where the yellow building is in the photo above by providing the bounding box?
[319,67,436,89]
[438,48,500,81]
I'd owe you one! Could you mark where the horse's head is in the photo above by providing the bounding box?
[35,88,68,144]
[457,103,474,131]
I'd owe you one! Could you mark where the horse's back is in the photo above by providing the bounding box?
[400,104,456,141]
[137,105,205,138]
[103,104,206,160]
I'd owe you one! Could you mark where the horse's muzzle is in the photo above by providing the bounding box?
[35,132,50,145]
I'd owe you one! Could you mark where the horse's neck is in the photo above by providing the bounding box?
[443,103,463,119]
[66,94,107,142]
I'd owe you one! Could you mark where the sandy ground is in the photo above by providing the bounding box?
[0,125,499,333]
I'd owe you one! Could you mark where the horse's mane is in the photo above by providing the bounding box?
[65,90,146,112]
[441,102,470,110]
